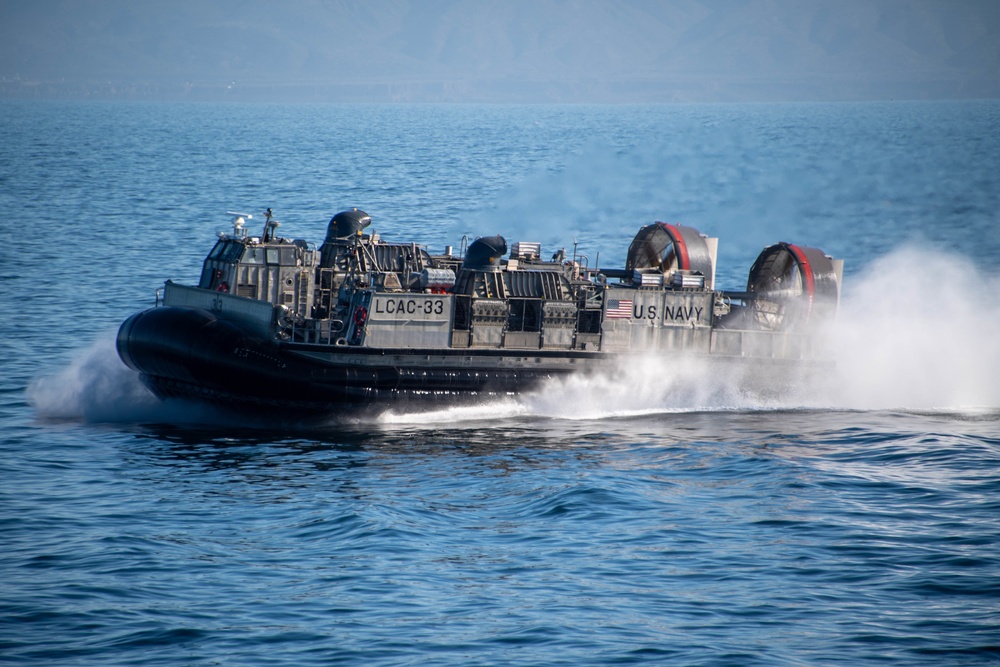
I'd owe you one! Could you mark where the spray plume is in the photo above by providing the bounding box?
[26,334,217,424]
[820,246,1000,411]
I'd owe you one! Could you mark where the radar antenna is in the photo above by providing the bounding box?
[226,211,252,238]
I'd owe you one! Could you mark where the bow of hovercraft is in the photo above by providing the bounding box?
[117,305,281,406]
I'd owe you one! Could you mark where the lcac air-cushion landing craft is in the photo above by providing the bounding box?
[117,208,842,414]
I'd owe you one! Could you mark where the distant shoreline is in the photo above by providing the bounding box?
[2,78,996,104]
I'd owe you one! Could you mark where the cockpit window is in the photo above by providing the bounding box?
[225,244,243,262]
[241,246,264,265]
[209,241,244,263]
[208,241,227,260]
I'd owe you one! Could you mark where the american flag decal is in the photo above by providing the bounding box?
[606,298,633,319]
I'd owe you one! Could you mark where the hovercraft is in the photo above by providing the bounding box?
[117,209,842,413]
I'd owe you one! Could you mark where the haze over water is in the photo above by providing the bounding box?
[3,100,1000,665]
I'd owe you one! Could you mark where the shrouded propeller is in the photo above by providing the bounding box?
[746,242,840,331]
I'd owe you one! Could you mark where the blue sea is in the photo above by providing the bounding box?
[3,100,1000,666]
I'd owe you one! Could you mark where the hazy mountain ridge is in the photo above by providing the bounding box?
[2,0,997,101]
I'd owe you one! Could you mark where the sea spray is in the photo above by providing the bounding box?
[26,334,156,421]
[821,246,1000,411]
[372,399,529,427]
[26,334,219,424]
[519,355,783,419]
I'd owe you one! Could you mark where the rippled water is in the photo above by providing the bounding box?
[3,100,1000,666]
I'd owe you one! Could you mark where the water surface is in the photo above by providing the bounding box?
[3,100,1000,666]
